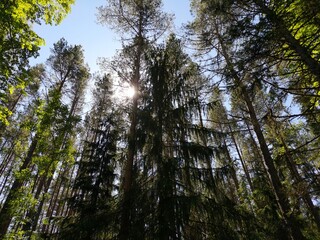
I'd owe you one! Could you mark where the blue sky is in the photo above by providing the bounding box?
[31,0,193,73]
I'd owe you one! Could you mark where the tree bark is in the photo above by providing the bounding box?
[0,137,38,238]
[119,32,143,240]
[268,116,320,231]
[254,0,320,80]
[214,21,305,239]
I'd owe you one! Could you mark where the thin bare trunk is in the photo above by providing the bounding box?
[268,117,320,230]
[254,0,320,80]
[119,27,143,240]
[229,126,254,193]
[215,21,305,239]
[0,137,38,238]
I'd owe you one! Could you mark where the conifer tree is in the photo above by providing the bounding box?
[58,74,123,239]
[188,0,315,238]
[0,39,89,238]
[97,1,171,238]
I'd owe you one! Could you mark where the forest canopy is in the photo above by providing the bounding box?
[0,0,320,239]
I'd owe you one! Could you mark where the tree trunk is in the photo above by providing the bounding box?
[0,137,38,238]
[214,22,305,239]
[119,23,144,239]
[241,86,304,240]
[119,93,138,240]
[268,116,320,230]
[229,125,254,193]
[254,0,320,80]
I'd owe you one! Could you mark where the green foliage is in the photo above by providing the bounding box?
[3,1,320,239]
[97,0,172,41]
[189,0,320,238]
[0,0,75,126]
[0,38,89,238]
[59,75,121,239]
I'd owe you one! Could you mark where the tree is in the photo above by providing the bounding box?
[0,38,89,238]
[188,0,314,238]
[0,0,75,126]
[2,1,320,239]
[97,1,171,238]
[58,74,123,239]
[140,34,255,239]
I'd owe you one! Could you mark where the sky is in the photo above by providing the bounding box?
[31,0,193,73]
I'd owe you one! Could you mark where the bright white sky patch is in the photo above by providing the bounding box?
[125,86,136,98]
[113,82,136,101]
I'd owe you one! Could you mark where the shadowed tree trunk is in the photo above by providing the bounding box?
[0,137,38,238]
[208,19,306,239]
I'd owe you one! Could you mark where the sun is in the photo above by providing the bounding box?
[112,82,136,100]
[126,86,136,98]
